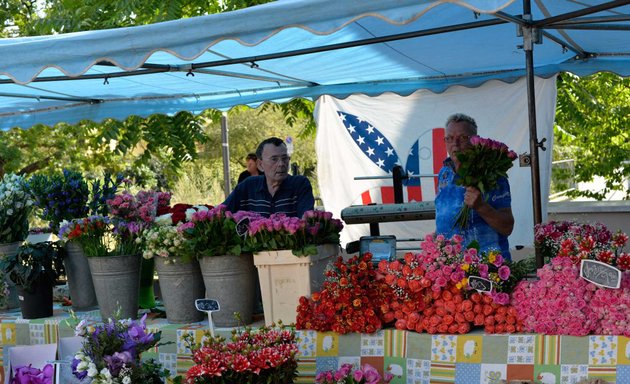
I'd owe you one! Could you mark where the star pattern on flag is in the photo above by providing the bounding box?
[338,111,400,174]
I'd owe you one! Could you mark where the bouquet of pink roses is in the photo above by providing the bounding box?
[453,136,517,228]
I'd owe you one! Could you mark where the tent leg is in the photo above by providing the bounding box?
[523,0,545,269]
[221,112,231,199]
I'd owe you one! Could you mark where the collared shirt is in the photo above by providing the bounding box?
[223,174,315,217]
[435,158,512,260]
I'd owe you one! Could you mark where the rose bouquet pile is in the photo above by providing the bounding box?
[182,324,298,384]
[453,136,517,228]
[296,253,392,334]
[0,173,34,243]
[11,363,54,384]
[245,210,343,256]
[376,234,524,334]
[513,224,630,336]
[71,314,168,383]
[315,363,394,384]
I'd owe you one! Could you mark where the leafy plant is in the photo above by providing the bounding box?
[0,241,65,292]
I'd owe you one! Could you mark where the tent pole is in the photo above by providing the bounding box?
[523,0,545,269]
[221,112,231,199]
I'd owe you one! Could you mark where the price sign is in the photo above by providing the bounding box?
[468,276,493,293]
[195,299,220,312]
[196,299,220,337]
[580,259,621,289]
[236,217,250,238]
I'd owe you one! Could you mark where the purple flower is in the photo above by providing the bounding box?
[498,265,511,280]
[103,351,133,376]
[71,358,87,380]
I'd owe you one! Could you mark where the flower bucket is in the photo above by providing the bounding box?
[17,275,53,319]
[254,244,338,326]
[198,254,254,327]
[155,257,205,323]
[139,257,156,309]
[87,254,141,321]
[0,241,22,309]
[64,242,98,310]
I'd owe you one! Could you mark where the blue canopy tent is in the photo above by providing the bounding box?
[1,0,629,265]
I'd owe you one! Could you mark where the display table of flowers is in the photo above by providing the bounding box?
[0,220,629,383]
[1,305,629,384]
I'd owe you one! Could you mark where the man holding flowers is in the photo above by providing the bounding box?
[435,113,515,260]
[223,137,314,217]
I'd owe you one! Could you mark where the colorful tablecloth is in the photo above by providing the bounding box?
[1,306,629,384]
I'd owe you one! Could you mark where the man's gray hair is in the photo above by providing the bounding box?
[445,113,478,135]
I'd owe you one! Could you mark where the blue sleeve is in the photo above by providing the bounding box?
[295,176,315,217]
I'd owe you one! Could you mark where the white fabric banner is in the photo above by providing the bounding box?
[315,76,557,249]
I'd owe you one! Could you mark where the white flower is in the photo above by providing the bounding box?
[122,376,131,384]
[185,208,196,221]
[75,319,88,336]
[100,367,112,379]
[87,363,98,377]
[6,208,13,216]
[155,213,173,226]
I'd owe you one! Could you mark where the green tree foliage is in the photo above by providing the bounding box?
[0,0,316,194]
[554,72,630,200]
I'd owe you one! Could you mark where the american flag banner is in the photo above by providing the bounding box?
[315,76,558,249]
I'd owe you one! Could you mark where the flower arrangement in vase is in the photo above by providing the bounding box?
[0,173,34,244]
[315,363,394,384]
[245,210,343,256]
[70,313,168,383]
[180,323,298,384]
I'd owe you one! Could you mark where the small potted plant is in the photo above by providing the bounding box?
[0,241,65,319]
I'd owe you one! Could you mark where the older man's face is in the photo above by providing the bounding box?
[258,143,290,184]
[445,121,474,160]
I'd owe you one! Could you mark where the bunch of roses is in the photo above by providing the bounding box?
[511,256,599,336]
[156,203,213,225]
[377,234,523,334]
[534,220,630,269]
[315,363,394,384]
[183,324,298,384]
[245,210,342,256]
[589,271,630,336]
[179,205,259,257]
[296,253,393,334]
[302,210,344,245]
[72,314,167,383]
[245,213,310,255]
[452,136,517,228]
